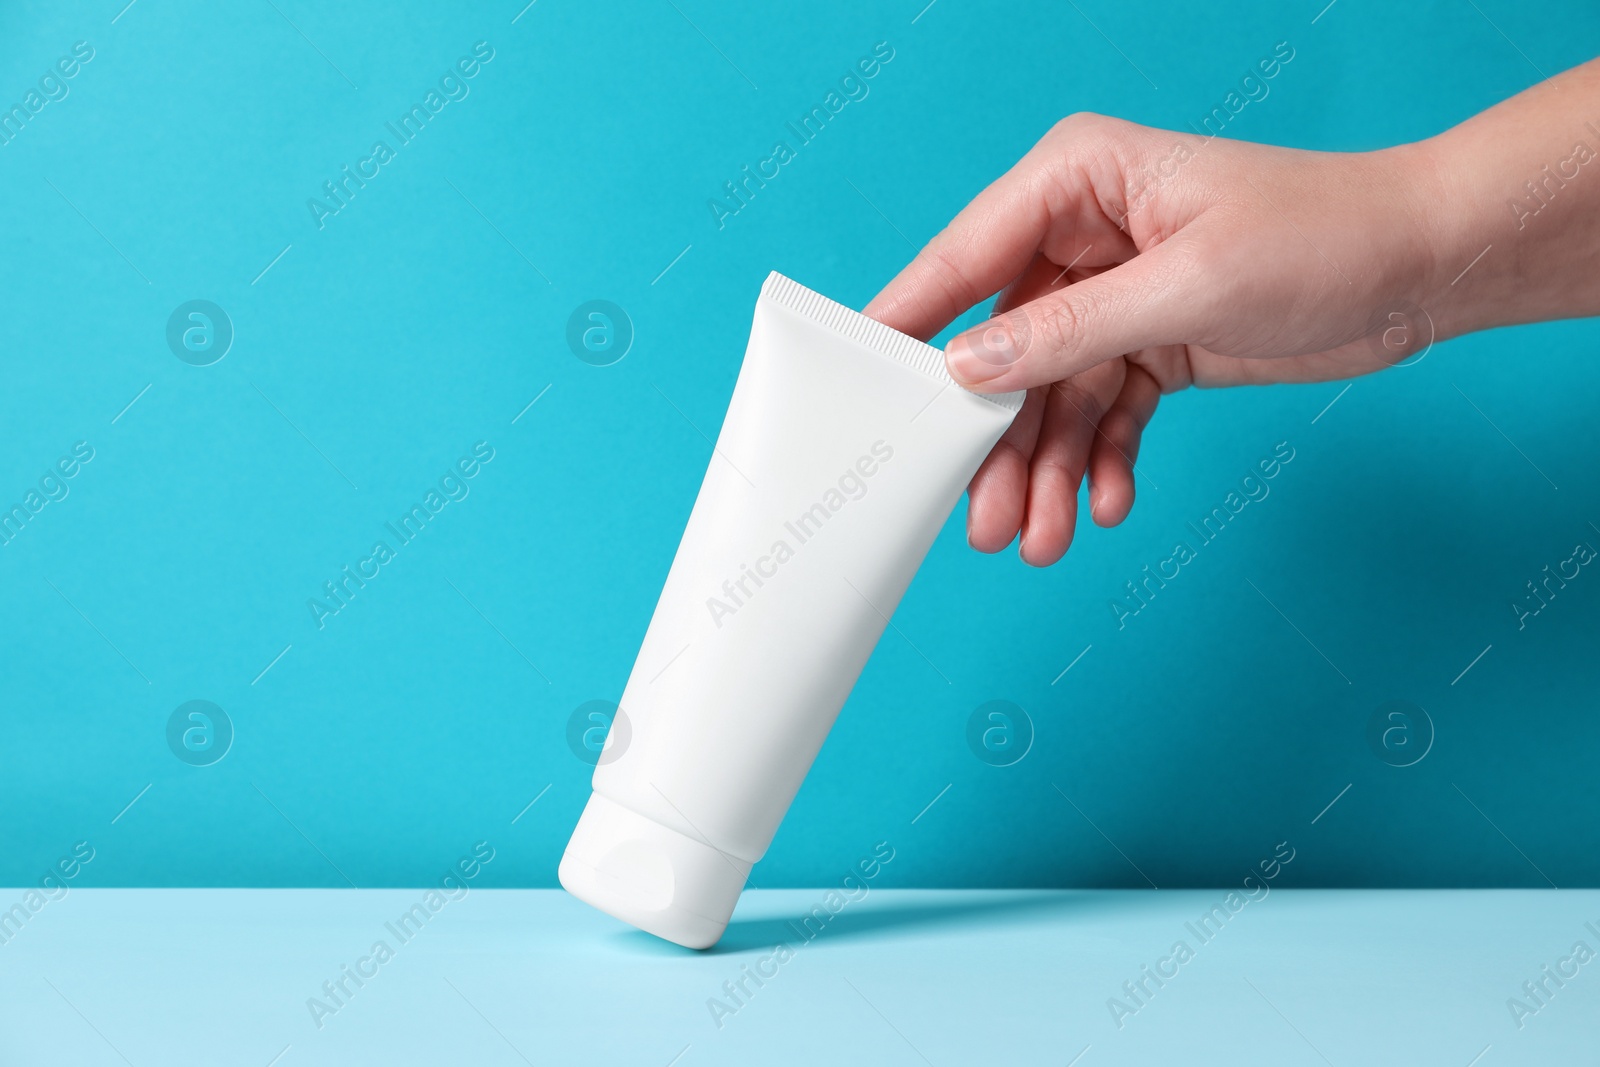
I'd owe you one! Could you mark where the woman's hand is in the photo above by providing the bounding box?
[865,112,1445,566]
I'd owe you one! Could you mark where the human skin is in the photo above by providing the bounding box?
[865,57,1600,567]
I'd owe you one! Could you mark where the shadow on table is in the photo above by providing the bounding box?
[708,890,1144,955]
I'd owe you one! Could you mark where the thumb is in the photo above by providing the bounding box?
[943,237,1206,392]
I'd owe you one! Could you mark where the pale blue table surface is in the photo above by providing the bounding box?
[0,888,1594,1065]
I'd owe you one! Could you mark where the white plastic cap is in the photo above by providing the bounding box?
[558,791,751,949]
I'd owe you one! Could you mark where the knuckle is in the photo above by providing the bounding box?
[1031,449,1076,495]
[990,434,1032,469]
[1053,379,1107,424]
[920,239,983,311]
[1098,406,1138,443]
[1032,293,1090,360]
[1048,111,1109,140]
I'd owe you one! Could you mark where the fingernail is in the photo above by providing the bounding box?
[1089,486,1103,522]
[945,313,1029,385]
[945,331,1006,385]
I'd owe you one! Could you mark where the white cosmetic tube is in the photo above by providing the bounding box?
[559,273,1022,948]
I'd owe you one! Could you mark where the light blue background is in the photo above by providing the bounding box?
[4,888,1596,1064]
[2,0,1597,890]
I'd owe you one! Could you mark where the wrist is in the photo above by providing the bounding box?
[1378,137,1462,329]
[1395,86,1600,339]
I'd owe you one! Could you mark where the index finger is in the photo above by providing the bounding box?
[861,115,1137,341]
